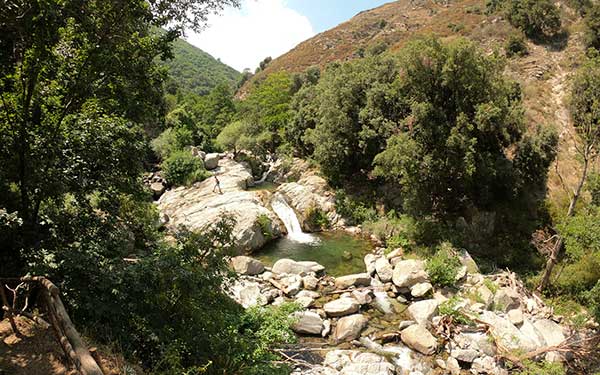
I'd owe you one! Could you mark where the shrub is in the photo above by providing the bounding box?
[257,214,274,240]
[514,360,565,375]
[587,172,600,206]
[505,0,562,38]
[585,280,600,323]
[152,127,195,159]
[162,150,209,186]
[505,33,529,57]
[439,296,473,325]
[305,206,330,230]
[334,190,378,225]
[426,243,462,287]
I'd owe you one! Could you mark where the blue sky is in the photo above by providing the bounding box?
[287,0,390,33]
[187,0,390,71]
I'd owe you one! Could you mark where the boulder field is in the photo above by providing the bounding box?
[227,251,593,375]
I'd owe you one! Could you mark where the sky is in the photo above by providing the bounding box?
[186,0,390,72]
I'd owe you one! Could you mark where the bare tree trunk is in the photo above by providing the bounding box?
[537,155,590,292]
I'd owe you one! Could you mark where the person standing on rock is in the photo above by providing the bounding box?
[212,174,223,194]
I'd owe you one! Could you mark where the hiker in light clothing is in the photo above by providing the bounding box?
[213,174,222,194]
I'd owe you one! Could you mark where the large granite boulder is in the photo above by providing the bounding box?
[375,257,393,282]
[158,158,280,252]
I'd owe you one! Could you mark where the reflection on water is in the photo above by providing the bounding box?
[255,231,373,277]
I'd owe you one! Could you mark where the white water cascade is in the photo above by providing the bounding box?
[255,162,275,184]
[271,193,319,244]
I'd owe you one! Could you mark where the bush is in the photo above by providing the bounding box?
[426,243,462,287]
[439,296,473,325]
[363,211,418,250]
[334,190,378,225]
[152,127,195,159]
[257,214,274,240]
[505,33,529,57]
[514,360,565,375]
[162,150,209,186]
[586,280,600,323]
[588,172,600,206]
[305,206,330,230]
[505,0,562,38]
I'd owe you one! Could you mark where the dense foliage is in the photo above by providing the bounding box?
[163,37,240,96]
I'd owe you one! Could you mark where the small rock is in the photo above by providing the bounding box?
[150,182,165,197]
[493,287,520,312]
[534,319,565,346]
[322,320,332,337]
[291,311,324,335]
[477,283,494,309]
[508,308,524,326]
[230,256,265,275]
[407,299,439,325]
[324,297,360,317]
[400,324,437,355]
[398,320,415,330]
[446,357,460,375]
[303,274,319,290]
[451,348,480,363]
[386,248,403,259]
[352,289,373,305]
[272,258,325,275]
[375,257,394,283]
[392,259,428,288]
[204,153,220,170]
[334,273,371,289]
[364,254,377,276]
[334,314,368,342]
[410,282,433,297]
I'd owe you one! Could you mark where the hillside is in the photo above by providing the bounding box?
[164,37,241,95]
[241,0,587,205]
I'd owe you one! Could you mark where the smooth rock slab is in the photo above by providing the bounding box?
[291,311,324,335]
[392,259,428,288]
[401,324,437,355]
[324,297,360,317]
[272,258,325,275]
[230,256,265,275]
[534,319,565,346]
[334,314,368,342]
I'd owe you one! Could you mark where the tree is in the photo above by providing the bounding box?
[0,0,238,274]
[584,3,600,50]
[538,55,600,291]
[505,0,562,38]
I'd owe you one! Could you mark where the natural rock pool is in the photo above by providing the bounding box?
[255,231,373,277]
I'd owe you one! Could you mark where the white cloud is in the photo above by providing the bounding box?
[186,0,315,72]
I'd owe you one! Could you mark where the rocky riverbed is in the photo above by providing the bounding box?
[157,153,343,252]
[228,250,594,375]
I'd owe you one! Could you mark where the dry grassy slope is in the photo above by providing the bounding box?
[241,0,592,208]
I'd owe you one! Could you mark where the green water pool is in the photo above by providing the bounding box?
[255,231,373,277]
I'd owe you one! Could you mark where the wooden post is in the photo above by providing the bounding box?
[0,284,19,336]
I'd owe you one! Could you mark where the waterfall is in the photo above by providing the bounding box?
[271,193,319,244]
[255,162,274,184]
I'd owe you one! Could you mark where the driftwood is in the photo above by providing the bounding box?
[0,276,104,375]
